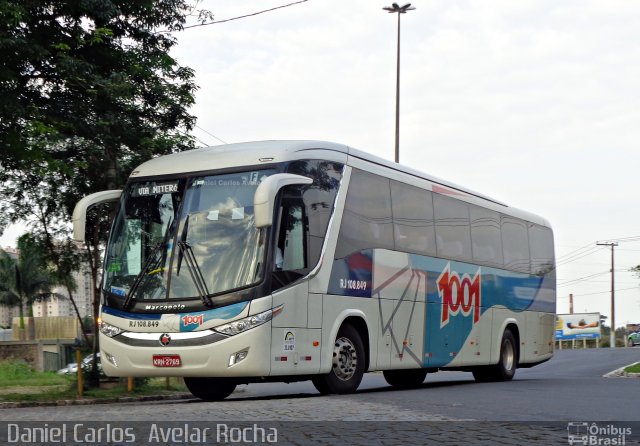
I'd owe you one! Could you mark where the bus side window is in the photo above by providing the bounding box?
[501,216,531,273]
[335,169,394,259]
[433,194,472,263]
[528,224,554,276]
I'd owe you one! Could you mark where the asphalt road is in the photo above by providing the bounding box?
[3,347,639,422]
[2,348,639,445]
[228,346,640,422]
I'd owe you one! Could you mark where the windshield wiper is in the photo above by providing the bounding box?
[122,217,173,309]
[175,214,213,307]
[175,214,189,277]
[177,241,213,307]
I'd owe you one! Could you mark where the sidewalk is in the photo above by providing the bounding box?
[0,392,194,409]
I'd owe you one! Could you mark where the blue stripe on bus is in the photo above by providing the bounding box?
[179,301,249,332]
[329,249,555,367]
[101,301,250,329]
[101,306,163,320]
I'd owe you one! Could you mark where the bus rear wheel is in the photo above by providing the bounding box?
[184,377,236,401]
[383,369,428,388]
[312,324,365,395]
[472,329,517,382]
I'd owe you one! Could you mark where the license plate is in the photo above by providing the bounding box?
[152,354,181,367]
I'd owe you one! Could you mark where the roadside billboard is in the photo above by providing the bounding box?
[556,313,601,340]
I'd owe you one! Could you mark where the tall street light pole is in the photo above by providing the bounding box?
[383,3,415,164]
[597,241,618,348]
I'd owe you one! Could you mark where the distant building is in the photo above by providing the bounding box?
[0,305,18,329]
[627,323,640,333]
[32,265,93,319]
[2,245,94,322]
[0,247,20,327]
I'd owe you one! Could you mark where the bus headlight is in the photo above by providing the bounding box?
[100,321,124,338]
[214,305,283,336]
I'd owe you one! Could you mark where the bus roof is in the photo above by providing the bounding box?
[131,140,551,227]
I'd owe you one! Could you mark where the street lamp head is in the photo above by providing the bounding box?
[383,3,416,13]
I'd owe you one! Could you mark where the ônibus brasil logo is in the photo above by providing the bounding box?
[437,263,482,328]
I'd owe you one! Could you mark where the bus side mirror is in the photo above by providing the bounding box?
[72,190,123,242]
[254,174,312,228]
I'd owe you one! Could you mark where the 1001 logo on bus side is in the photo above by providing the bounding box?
[437,263,481,327]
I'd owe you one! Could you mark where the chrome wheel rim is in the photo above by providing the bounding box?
[502,340,515,371]
[332,336,358,381]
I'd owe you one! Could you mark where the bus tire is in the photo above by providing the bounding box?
[383,369,428,388]
[312,324,365,395]
[472,329,517,382]
[184,377,236,401]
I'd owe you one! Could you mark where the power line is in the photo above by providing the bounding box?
[195,125,227,145]
[608,235,640,243]
[556,246,606,266]
[183,0,310,29]
[175,128,209,148]
[557,271,610,287]
[563,286,639,298]
[556,236,640,263]
[556,242,601,262]
[563,280,638,285]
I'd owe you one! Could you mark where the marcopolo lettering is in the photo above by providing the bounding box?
[438,263,482,327]
[145,304,186,311]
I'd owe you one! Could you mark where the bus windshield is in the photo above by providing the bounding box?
[104,169,276,303]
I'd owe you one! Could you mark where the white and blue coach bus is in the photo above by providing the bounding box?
[73,141,556,400]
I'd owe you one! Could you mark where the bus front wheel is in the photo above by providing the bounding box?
[184,377,236,401]
[312,324,365,395]
[472,329,518,382]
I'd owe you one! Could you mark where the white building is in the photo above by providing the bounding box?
[2,245,94,321]
[0,247,19,328]
[32,266,93,318]
[0,305,18,328]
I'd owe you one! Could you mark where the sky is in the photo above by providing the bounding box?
[2,0,640,325]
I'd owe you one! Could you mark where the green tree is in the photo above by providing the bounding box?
[0,234,57,332]
[0,0,197,175]
[0,0,200,382]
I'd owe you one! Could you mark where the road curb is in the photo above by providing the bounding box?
[0,393,194,409]
[603,362,640,378]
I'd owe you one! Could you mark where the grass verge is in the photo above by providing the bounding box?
[0,361,187,403]
[0,361,69,388]
[624,362,640,374]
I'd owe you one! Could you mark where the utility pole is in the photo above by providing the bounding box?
[596,241,618,348]
[569,293,574,314]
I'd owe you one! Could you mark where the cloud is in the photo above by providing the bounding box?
[172,0,640,321]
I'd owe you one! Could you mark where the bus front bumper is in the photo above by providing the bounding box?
[99,322,272,378]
